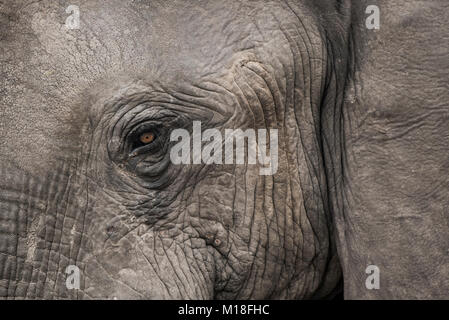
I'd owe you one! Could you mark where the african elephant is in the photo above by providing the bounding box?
[0,0,447,299]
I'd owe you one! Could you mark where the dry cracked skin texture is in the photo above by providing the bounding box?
[0,0,448,299]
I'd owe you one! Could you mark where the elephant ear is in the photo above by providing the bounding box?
[323,0,449,299]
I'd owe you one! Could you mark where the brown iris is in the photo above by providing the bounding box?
[139,132,155,144]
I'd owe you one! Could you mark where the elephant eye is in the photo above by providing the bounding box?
[140,132,155,144]
[128,126,164,158]
[133,129,157,150]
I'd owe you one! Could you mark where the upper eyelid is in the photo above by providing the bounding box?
[118,107,179,141]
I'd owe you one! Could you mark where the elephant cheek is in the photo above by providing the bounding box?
[0,162,88,299]
[81,230,215,299]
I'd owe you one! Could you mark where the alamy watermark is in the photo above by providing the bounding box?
[64,4,379,31]
[170,121,278,175]
[65,265,80,290]
[365,265,380,290]
[65,5,80,30]
[366,5,380,30]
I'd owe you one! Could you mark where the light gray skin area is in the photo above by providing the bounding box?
[0,0,447,299]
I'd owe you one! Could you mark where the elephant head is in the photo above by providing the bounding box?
[1,0,448,300]
[0,0,346,299]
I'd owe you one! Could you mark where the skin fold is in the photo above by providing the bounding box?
[0,0,447,299]
[323,0,449,299]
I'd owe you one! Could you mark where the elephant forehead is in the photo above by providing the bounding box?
[1,0,324,173]
[20,0,311,84]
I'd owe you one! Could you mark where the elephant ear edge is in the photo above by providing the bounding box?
[327,0,449,299]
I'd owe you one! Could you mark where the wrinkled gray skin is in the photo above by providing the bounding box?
[0,0,448,299]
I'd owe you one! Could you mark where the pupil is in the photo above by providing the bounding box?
[140,132,154,144]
